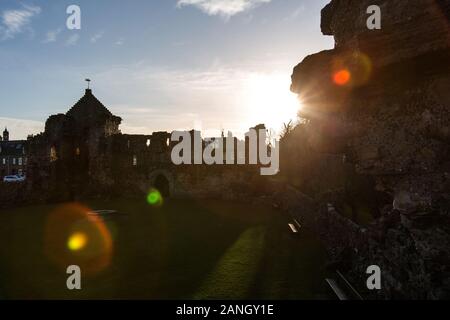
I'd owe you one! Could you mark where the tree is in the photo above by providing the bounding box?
[280,120,295,140]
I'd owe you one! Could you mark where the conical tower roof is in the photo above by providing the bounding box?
[67,89,114,117]
[65,89,122,127]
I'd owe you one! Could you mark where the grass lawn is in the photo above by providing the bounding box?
[0,198,330,299]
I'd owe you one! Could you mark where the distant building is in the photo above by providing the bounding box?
[3,127,9,141]
[0,128,27,178]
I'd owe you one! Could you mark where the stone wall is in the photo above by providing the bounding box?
[286,0,450,299]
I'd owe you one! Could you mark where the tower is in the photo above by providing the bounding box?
[3,127,9,141]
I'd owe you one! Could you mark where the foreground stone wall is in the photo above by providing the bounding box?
[321,0,450,67]
[287,0,450,299]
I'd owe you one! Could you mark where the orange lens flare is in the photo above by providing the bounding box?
[331,52,373,88]
[333,69,351,86]
[44,203,113,275]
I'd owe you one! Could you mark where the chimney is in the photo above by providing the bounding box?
[3,127,9,141]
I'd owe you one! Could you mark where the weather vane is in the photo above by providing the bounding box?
[85,78,91,89]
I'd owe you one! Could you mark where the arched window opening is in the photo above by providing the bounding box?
[50,146,58,162]
[154,174,170,198]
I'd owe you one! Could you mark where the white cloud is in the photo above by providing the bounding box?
[0,117,44,140]
[43,28,62,43]
[0,4,41,40]
[177,0,271,18]
[285,5,306,21]
[115,38,124,46]
[65,33,80,46]
[90,31,104,43]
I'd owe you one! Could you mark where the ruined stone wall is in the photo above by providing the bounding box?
[84,132,262,200]
[321,0,450,67]
[288,0,450,299]
[280,124,348,194]
[4,122,265,207]
[88,133,170,197]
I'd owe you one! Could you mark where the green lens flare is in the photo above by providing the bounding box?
[147,189,163,206]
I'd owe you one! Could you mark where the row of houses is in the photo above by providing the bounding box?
[0,128,27,178]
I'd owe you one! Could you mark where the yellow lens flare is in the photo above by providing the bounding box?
[67,232,88,251]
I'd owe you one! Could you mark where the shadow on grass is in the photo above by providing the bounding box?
[0,198,328,299]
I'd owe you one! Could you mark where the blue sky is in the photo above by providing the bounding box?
[0,0,333,139]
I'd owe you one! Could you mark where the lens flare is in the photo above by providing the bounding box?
[331,52,373,88]
[67,232,88,251]
[333,69,351,86]
[44,203,113,275]
[147,188,163,206]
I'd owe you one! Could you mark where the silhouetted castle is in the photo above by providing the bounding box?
[24,87,264,202]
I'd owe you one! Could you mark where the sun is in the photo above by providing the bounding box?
[243,73,301,134]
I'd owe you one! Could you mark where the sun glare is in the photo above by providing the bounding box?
[243,73,300,134]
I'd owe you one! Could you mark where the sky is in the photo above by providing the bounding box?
[0,0,334,140]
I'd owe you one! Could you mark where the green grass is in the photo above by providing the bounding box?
[0,198,329,299]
